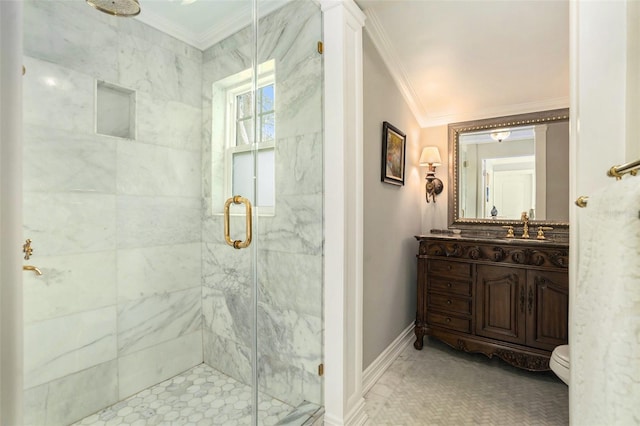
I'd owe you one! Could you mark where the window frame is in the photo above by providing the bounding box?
[223,69,276,215]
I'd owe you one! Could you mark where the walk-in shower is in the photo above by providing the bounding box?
[21,0,324,424]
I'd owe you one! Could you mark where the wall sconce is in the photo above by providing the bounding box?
[419,146,444,203]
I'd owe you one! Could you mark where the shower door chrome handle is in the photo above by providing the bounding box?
[224,196,252,249]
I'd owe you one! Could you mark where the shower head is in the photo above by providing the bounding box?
[86,0,141,17]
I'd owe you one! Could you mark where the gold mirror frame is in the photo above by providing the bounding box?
[448,108,570,233]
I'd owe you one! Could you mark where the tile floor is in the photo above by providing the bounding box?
[73,364,321,426]
[74,337,568,426]
[364,337,569,425]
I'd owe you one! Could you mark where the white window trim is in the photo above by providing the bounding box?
[224,75,276,215]
[210,60,276,216]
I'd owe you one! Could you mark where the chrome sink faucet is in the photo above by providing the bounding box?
[520,211,530,239]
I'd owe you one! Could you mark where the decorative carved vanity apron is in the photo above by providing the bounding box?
[414,235,569,371]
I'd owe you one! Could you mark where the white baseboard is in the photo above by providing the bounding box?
[324,397,367,426]
[325,324,414,425]
[345,397,368,426]
[362,323,415,394]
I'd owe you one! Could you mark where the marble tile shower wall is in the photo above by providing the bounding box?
[201,1,323,408]
[22,1,203,425]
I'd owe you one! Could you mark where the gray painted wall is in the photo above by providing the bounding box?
[362,32,423,369]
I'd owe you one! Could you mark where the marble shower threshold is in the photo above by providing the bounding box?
[73,363,321,426]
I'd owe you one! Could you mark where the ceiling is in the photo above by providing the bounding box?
[136,0,288,50]
[357,0,570,127]
[137,0,569,128]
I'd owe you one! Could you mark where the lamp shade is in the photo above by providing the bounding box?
[419,146,442,166]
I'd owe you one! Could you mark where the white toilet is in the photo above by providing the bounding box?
[550,345,570,385]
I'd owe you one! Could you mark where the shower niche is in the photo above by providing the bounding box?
[95,81,135,139]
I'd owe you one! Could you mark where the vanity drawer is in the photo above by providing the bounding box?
[428,259,471,279]
[429,277,472,297]
[428,293,471,316]
[428,312,471,334]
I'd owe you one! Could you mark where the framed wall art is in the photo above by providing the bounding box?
[381,121,406,186]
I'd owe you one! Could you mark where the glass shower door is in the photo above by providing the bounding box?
[208,0,324,422]
[200,0,260,422]
[254,0,324,422]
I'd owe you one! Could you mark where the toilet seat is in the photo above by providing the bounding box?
[550,345,570,385]
[552,345,570,368]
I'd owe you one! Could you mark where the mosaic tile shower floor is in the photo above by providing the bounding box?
[73,364,315,426]
[364,337,569,425]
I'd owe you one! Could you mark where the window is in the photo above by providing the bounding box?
[226,81,275,209]
[210,60,276,214]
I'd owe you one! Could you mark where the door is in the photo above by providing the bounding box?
[476,265,526,345]
[252,0,325,421]
[526,271,569,351]
[492,170,534,219]
[210,0,325,422]
[570,1,640,423]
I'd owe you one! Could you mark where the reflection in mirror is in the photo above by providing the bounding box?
[449,108,570,230]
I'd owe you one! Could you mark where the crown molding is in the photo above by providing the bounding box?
[422,96,570,127]
[363,8,427,126]
[135,9,206,49]
[320,0,366,24]
[197,5,252,50]
[136,0,290,51]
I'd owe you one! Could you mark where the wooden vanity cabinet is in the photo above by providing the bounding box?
[525,270,569,351]
[475,265,526,346]
[476,266,568,351]
[414,236,569,371]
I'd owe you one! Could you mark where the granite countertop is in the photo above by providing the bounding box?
[415,231,569,248]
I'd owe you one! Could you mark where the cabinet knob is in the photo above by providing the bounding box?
[447,299,452,305]
[445,317,451,323]
[447,282,452,288]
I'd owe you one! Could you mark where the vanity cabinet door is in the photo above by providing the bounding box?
[476,265,526,345]
[526,271,569,351]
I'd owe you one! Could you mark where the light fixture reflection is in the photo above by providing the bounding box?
[490,130,511,142]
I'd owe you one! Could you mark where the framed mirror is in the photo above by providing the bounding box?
[448,108,570,233]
